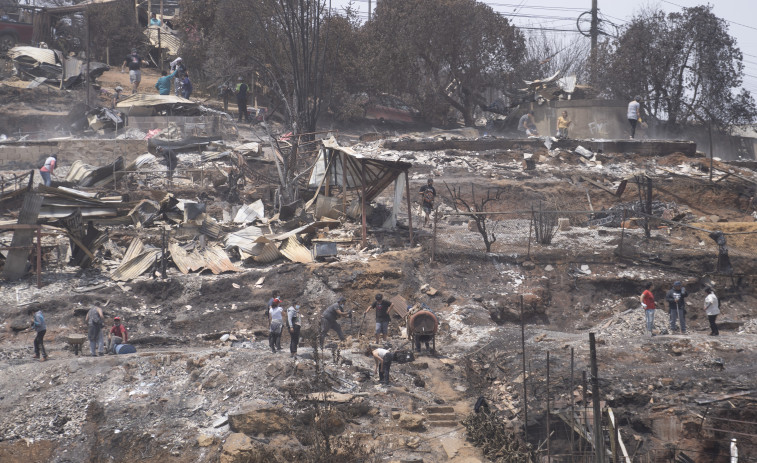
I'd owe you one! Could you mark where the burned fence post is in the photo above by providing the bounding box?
[161,227,167,279]
[520,295,528,443]
[570,346,575,462]
[546,350,551,462]
[590,333,606,461]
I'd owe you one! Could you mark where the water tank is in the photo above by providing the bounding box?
[409,310,438,335]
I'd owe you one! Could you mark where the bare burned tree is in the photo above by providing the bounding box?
[251,0,331,208]
[447,183,503,253]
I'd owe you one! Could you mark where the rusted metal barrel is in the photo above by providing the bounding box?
[408,310,438,335]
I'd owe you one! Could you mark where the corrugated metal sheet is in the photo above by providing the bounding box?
[278,236,313,264]
[117,94,194,108]
[251,242,282,263]
[388,295,409,318]
[200,217,225,240]
[8,46,58,65]
[2,193,43,280]
[144,27,181,55]
[225,225,264,254]
[233,200,264,223]
[122,238,145,262]
[111,248,160,281]
[201,246,241,274]
[168,242,204,274]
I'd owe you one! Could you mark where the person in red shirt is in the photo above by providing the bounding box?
[107,317,128,354]
[640,283,656,336]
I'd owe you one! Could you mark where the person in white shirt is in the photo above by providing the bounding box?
[268,298,284,352]
[704,287,720,336]
[627,95,642,139]
[372,348,392,385]
[287,302,302,358]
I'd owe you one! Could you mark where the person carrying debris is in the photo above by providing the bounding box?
[170,57,186,96]
[287,301,302,358]
[365,293,391,344]
[154,69,179,95]
[107,317,128,354]
[640,282,656,336]
[372,347,393,385]
[665,281,688,334]
[556,110,572,138]
[269,298,284,353]
[627,95,643,139]
[236,77,250,122]
[39,154,57,187]
[320,296,350,347]
[518,110,539,137]
[86,306,105,356]
[31,309,47,362]
[704,287,720,336]
[419,178,436,228]
[121,48,143,94]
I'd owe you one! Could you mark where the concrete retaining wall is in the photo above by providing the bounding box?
[0,139,148,170]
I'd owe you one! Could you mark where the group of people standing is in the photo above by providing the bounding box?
[267,291,302,357]
[640,282,721,337]
[120,47,192,99]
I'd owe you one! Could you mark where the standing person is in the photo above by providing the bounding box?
[268,298,284,353]
[107,317,128,354]
[320,297,350,347]
[32,309,47,361]
[181,73,193,99]
[365,293,391,344]
[556,110,572,138]
[149,12,162,27]
[419,178,436,228]
[154,69,178,95]
[267,290,280,312]
[235,77,249,122]
[704,287,720,336]
[170,57,185,96]
[640,282,656,336]
[86,306,105,357]
[39,154,57,187]
[372,347,393,385]
[627,95,642,139]
[287,301,302,358]
[121,48,143,94]
[518,110,539,137]
[666,281,688,334]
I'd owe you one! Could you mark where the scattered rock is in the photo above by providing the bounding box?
[197,434,214,447]
[521,261,536,270]
[398,412,426,431]
[221,433,255,463]
[228,401,291,435]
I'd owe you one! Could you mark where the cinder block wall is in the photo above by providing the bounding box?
[0,139,148,170]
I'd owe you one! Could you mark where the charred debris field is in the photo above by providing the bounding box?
[1,79,757,463]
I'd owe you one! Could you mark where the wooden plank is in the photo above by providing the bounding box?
[608,407,631,463]
[2,193,43,280]
[695,390,754,405]
[581,176,618,196]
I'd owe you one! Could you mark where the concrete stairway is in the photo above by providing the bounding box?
[425,406,458,427]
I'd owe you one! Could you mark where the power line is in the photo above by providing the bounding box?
[660,0,757,32]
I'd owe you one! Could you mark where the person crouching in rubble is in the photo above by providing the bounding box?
[640,282,656,336]
[518,110,539,137]
[365,293,391,344]
[666,281,688,334]
[320,296,350,347]
[107,317,128,354]
[287,300,302,358]
[268,298,284,353]
[370,347,393,385]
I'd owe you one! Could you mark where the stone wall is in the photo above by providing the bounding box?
[0,139,148,170]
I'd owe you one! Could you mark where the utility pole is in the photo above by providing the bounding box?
[368,0,371,21]
[590,0,598,84]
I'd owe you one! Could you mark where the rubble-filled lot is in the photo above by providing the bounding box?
[2,75,757,462]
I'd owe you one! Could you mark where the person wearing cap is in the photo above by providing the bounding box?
[419,178,436,228]
[665,281,688,334]
[365,293,391,344]
[268,298,284,353]
[703,287,720,336]
[235,77,250,122]
[320,297,349,347]
[627,95,643,139]
[121,48,143,94]
[287,300,302,357]
[107,317,128,354]
[39,154,57,187]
